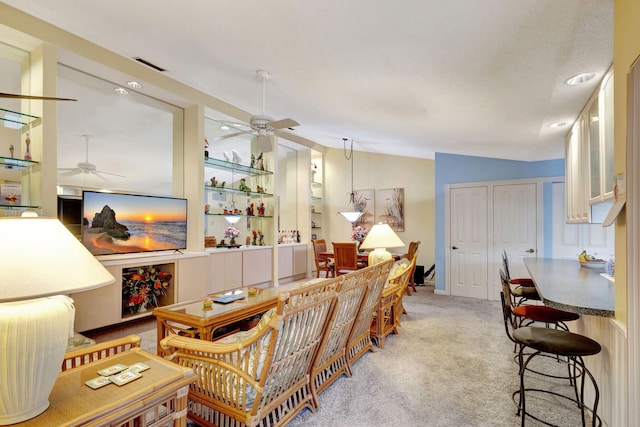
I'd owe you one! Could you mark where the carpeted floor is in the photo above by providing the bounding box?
[86,284,594,427]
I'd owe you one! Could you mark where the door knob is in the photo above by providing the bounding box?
[452,246,458,250]
[525,248,535,253]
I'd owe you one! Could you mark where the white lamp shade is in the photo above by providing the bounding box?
[359,223,404,250]
[0,217,115,302]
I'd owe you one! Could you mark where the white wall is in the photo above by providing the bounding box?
[323,147,435,275]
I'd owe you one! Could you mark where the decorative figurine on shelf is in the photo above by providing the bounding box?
[223,151,230,162]
[256,152,264,170]
[239,178,251,192]
[246,202,254,216]
[252,230,258,246]
[24,132,32,160]
[220,181,226,188]
[232,150,241,164]
[296,230,301,243]
[9,144,14,158]
[250,153,256,169]
[256,185,265,194]
[204,138,209,159]
[258,231,265,246]
[210,176,218,187]
[246,235,251,246]
[205,204,210,214]
[257,202,266,216]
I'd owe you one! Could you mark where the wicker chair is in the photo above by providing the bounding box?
[160,281,338,427]
[370,255,416,348]
[332,242,360,275]
[62,334,141,371]
[345,259,393,371]
[309,266,371,407]
[312,239,334,278]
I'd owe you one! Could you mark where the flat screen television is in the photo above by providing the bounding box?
[82,191,187,256]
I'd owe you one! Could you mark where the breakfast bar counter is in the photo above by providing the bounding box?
[523,257,615,318]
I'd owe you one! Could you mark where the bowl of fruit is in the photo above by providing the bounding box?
[578,251,606,270]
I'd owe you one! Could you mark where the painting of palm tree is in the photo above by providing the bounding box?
[375,188,404,231]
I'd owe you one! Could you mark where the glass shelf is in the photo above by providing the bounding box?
[1,156,40,170]
[204,157,273,176]
[0,108,41,128]
[205,213,273,219]
[0,203,41,210]
[204,185,273,198]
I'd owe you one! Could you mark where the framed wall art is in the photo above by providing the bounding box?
[375,188,404,231]
[352,189,375,230]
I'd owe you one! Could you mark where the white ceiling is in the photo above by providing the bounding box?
[2,0,613,162]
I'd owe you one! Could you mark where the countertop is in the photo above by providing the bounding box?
[523,257,615,318]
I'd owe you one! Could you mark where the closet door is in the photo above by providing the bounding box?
[449,186,488,299]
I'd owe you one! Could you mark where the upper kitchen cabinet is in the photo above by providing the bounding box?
[566,67,614,223]
[589,69,615,204]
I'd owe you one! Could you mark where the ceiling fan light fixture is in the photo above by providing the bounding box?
[565,72,597,86]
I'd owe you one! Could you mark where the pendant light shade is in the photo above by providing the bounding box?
[338,138,363,223]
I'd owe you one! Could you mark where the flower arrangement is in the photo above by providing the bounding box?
[225,226,240,239]
[122,266,172,314]
[351,225,368,243]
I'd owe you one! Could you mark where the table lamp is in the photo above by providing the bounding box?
[359,222,405,265]
[0,215,115,424]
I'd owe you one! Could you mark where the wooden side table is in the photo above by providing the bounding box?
[15,348,195,427]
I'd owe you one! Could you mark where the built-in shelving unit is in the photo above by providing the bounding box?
[1,108,42,213]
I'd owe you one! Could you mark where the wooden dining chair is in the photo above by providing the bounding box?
[405,240,421,294]
[312,239,334,278]
[332,242,360,276]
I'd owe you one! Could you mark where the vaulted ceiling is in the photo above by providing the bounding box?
[2,0,613,162]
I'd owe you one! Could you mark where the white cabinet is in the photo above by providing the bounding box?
[565,115,589,223]
[207,250,243,293]
[242,247,273,287]
[592,70,615,203]
[565,67,614,223]
[278,244,307,282]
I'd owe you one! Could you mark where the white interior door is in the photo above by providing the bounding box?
[492,183,538,299]
[449,186,488,299]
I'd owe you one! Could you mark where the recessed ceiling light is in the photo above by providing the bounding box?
[220,125,230,130]
[126,81,142,89]
[548,121,570,128]
[565,72,597,86]
[232,123,243,128]
[114,87,129,95]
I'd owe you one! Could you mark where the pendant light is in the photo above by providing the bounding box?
[338,138,363,223]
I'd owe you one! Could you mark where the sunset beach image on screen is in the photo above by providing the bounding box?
[82,191,187,256]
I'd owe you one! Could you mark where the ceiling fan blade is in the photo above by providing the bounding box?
[90,171,110,181]
[94,169,125,178]
[0,93,77,101]
[58,168,82,176]
[212,130,252,142]
[268,118,299,130]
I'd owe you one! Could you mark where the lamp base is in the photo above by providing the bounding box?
[368,248,392,266]
[0,296,74,425]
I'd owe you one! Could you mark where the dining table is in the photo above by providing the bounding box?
[318,251,403,267]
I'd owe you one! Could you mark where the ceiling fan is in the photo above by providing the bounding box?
[58,135,124,180]
[0,92,77,101]
[213,70,299,151]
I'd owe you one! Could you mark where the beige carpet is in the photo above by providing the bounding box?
[86,285,596,426]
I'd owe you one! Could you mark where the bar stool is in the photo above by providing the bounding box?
[500,273,579,333]
[512,326,602,427]
[502,251,540,305]
[501,269,540,307]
